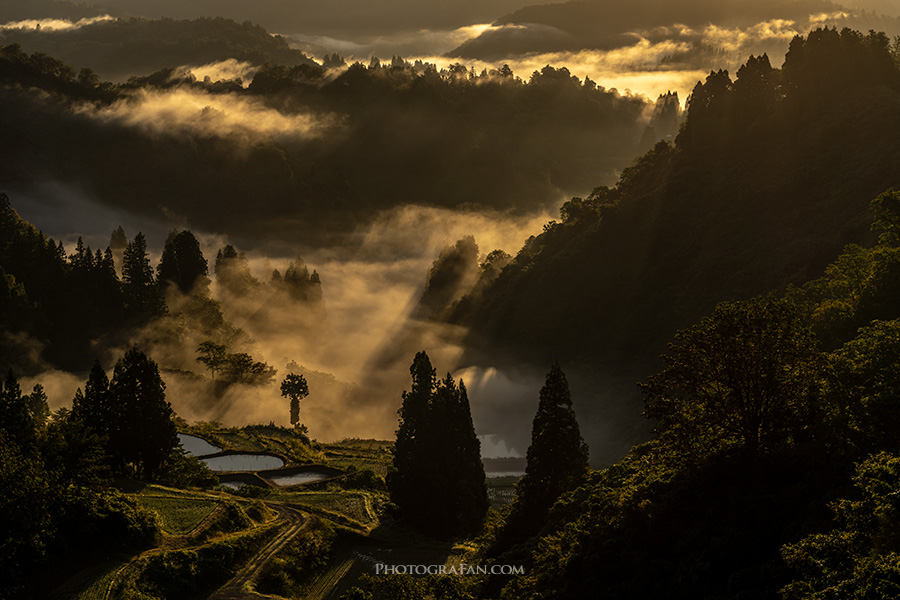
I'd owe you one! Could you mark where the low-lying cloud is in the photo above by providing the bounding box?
[283,23,496,61]
[183,59,260,86]
[79,86,341,142]
[0,15,116,32]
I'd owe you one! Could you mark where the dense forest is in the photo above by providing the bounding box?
[0,39,666,244]
[439,28,900,460]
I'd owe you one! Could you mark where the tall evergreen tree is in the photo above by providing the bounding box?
[26,384,49,431]
[157,230,209,295]
[72,360,111,437]
[107,348,177,479]
[516,363,589,521]
[0,369,35,449]
[389,351,436,529]
[389,351,488,537]
[439,375,489,536]
[122,232,164,321]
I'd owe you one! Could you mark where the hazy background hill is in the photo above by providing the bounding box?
[0,17,315,81]
[0,0,531,39]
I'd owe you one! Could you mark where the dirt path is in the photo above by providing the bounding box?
[207,503,308,600]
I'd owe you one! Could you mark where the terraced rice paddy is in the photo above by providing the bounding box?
[135,496,219,534]
[177,433,221,457]
[202,453,285,472]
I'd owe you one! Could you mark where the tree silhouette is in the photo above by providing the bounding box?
[196,341,228,380]
[0,369,35,449]
[157,230,209,295]
[389,351,487,537]
[107,347,177,478]
[122,232,164,321]
[26,384,49,431]
[516,363,589,521]
[643,297,822,457]
[72,359,111,437]
[280,373,309,427]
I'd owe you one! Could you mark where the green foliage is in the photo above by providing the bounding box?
[782,452,900,600]
[518,364,589,516]
[0,431,53,598]
[496,364,590,550]
[124,523,273,600]
[338,466,387,491]
[643,297,823,458]
[107,347,179,479]
[72,360,112,439]
[122,233,165,324]
[281,372,310,427]
[135,496,218,535]
[453,29,900,434]
[0,368,37,449]
[871,188,900,247]
[828,319,900,453]
[256,518,335,597]
[154,450,218,489]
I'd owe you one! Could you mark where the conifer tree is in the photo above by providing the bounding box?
[389,351,488,537]
[0,369,35,449]
[107,348,177,479]
[516,363,589,521]
[157,230,209,294]
[72,360,111,436]
[122,233,165,320]
[26,384,49,431]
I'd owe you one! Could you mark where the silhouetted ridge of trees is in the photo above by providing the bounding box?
[0,194,326,373]
[455,28,900,371]
[0,45,653,239]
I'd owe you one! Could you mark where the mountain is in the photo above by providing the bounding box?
[0,46,656,244]
[0,17,315,80]
[445,28,900,462]
[448,0,900,65]
[48,0,532,38]
[456,28,900,365]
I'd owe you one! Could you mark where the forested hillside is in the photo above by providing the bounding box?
[456,28,900,371]
[460,188,900,600]
[0,17,315,80]
[0,43,658,243]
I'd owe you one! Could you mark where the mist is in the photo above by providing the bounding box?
[0,15,115,32]
[17,192,558,454]
[81,85,342,143]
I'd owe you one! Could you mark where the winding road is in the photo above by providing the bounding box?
[207,503,308,600]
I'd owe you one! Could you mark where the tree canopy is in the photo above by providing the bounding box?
[388,351,488,538]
